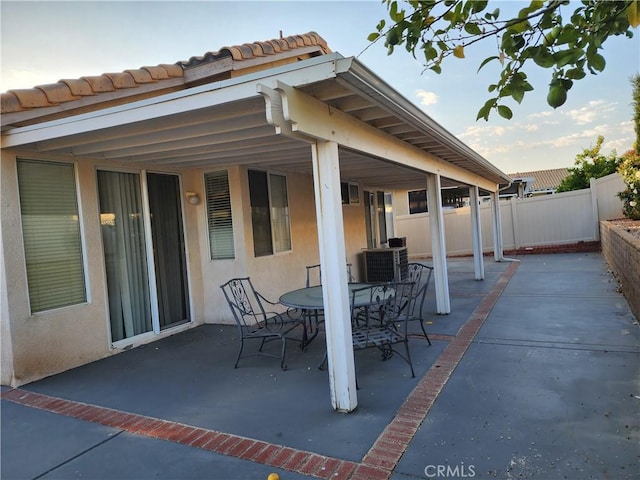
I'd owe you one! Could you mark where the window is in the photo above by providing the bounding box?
[341,181,360,205]
[409,189,428,214]
[17,159,86,312]
[205,171,235,260]
[248,169,291,257]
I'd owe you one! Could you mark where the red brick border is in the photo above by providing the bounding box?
[1,261,519,479]
[359,260,520,478]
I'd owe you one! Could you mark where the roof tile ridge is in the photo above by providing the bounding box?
[179,31,331,67]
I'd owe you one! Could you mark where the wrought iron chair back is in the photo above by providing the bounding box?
[220,277,304,370]
[349,282,416,378]
[305,263,354,287]
[403,264,433,345]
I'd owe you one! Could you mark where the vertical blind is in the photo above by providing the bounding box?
[17,159,86,313]
[205,171,235,260]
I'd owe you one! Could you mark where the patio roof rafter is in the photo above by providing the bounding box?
[268,80,499,193]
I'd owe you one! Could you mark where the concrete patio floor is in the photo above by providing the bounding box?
[2,253,639,480]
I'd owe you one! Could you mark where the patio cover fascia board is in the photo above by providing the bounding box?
[332,57,511,186]
[262,79,499,193]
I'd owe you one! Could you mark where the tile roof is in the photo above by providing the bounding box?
[508,167,570,192]
[1,32,330,121]
[179,31,330,67]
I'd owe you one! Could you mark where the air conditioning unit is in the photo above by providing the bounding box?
[362,247,408,283]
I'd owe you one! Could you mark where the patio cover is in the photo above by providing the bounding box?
[1,36,511,412]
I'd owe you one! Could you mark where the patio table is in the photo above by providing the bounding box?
[279,283,381,310]
[279,283,383,347]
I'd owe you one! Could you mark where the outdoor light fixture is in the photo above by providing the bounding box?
[185,191,200,205]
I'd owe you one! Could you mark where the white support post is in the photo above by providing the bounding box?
[311,140,358,413]
[510,196,521,250]
[491,190,504,261]
[589,177,600,241]
[469,186,485,280]
[426,173,450,314]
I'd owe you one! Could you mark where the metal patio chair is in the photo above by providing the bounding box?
[303,262,354,342]
[350,282,416,378]
[305,263,354,287]
[220,277,306,371]
[402,263,433,345]
[318,281,416,380]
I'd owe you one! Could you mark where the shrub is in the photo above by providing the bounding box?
[617,149,640,220]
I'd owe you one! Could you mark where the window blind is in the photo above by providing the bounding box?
[205,171,235,259]
[17,159,86,312]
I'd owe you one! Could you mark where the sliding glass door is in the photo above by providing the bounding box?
[98,170,189,343]
[147,172,189,330]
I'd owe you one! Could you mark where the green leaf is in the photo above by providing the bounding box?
[557,25,579,45]
[477,56,500,73]
[476,98,496,121]
[511,83,525,103]
[386,29,401,46]
[471,0,488,14]
[506,19,530,33]
[498,105,513,119]
[424,44,439,61]
[532,47,556,68]
[566,67,586,79]
[367,33,381,42]
[554,49,576,68]
[390,1,404,22]
[465,22,483,35]
[588,52,606,72]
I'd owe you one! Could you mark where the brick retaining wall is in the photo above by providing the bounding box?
[600,221,640,321]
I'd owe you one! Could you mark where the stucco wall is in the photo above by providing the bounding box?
[201,166,369,324]
[1,153,206,386]
[2,151,372,386]
[1,153,112,385]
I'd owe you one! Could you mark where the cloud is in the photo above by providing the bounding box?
[458,124,510,140]
[415,89,439,107]
[527,111,554,119]
[561,100,618,125]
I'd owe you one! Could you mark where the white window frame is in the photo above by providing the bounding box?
[204,170,235,260]
[16,158,89,314]
[248,169,292,257]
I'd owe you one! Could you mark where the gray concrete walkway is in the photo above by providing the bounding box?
[2,253,638,479]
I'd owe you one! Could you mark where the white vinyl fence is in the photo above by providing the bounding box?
[394,172,626,258]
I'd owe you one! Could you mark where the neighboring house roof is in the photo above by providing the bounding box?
[1,32,329,126]
[508,168,570,193]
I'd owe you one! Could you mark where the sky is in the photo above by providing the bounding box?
[1,0,639,175]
